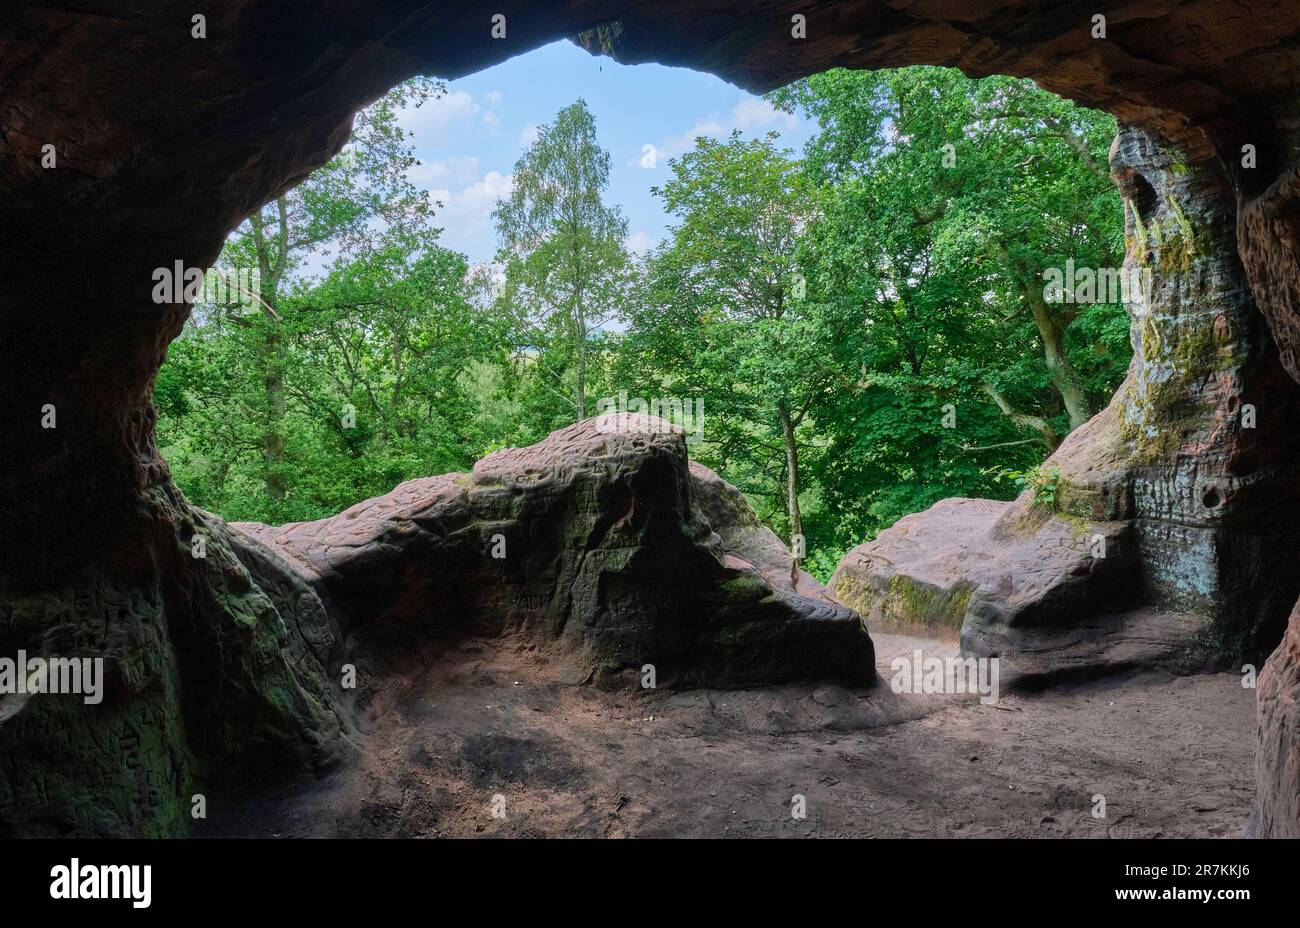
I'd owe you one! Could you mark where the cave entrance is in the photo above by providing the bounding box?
[158,35,1300,675]
[149,43,1280,830]
[4,2,1300,839]
[157,46,1137,606]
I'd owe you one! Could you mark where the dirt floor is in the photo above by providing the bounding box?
[204,632,1257,838]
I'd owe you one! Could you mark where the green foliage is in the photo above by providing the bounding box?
[766,65,1127,553]
[494,100,631,420]
[801,544,848,585]
[618,132,828,556]
[158,79,505,523]
[992,463,1062,510]
[157,69,1133,580]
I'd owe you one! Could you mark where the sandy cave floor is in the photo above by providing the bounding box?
[204,632,1257,838]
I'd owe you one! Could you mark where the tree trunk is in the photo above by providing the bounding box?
[251,205,289,503]
[574,290,587,420]
[981,383,1060,450]
[778,399,804,563]
[1026,284,1092,430]
[259,322,288,503]
[996,242,1093,432]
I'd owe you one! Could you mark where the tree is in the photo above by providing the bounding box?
[494,100,630,421]
[765,67,1128,550]
[212,78,439,505]
[776,67,1123,448]
[624,133,836,560]
[157,79,513,522]
[156,66,1131,582]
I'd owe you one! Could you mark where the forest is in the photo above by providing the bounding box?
[155,65,1129,581]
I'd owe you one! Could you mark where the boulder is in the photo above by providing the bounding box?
[236,414,874,689]
[828,492,1211,684]
[831,497,1139,634]
[687,461,832,603]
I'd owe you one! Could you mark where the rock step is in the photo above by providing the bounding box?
[967,607,1213,691]
[830,496,1140,633]
[830,495,1216,687]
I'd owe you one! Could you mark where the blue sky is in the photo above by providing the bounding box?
[397,39,817,266]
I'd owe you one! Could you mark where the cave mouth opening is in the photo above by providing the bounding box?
[143,43,1271,840]
[4,3,1299,840]
[155,49,1137,600]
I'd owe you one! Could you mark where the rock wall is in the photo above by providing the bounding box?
[1112,128,1300,652]
[0,415,872,835]
[1240,116,1300,841]
[1256,603,1300,837]
[0,482,347,837]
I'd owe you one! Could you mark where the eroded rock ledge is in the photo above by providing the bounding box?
[829,493,1212,687]
[1256,603,1300,837]
[235,414,874,691]
[830,121,1300,715]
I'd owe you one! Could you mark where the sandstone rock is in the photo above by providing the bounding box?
[831,497,1140,633]
[827,494,1213,684]
[1106,127,1300,657]
[0,484,346,838]
[1256,603,1300,837]
[236,415,874,690]
[687,461,832,603]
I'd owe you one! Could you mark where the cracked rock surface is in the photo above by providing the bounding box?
[236,415,875,690]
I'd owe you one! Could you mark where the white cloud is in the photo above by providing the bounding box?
[631,95,798,168]
[408,155,481,189]
[651,118,727,163]
[428,170,514,240]
[398,89,482,145]
[398,88,507,146]
[518,124,540,147]
[625,231,659,255]
[730,97,796,131]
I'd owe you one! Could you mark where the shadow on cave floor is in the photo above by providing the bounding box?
[198,629,1254,839]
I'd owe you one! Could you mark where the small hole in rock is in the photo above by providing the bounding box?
[1202,487,1221,508]
[1129,174,1158,222]
[1228,450,1258,477]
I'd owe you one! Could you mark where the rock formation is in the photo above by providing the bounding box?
[0,414,871,835]
[1255,603,1300,837]
[234,415,872,692]
[2,0,1299,836]
[834,124,1300,665]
